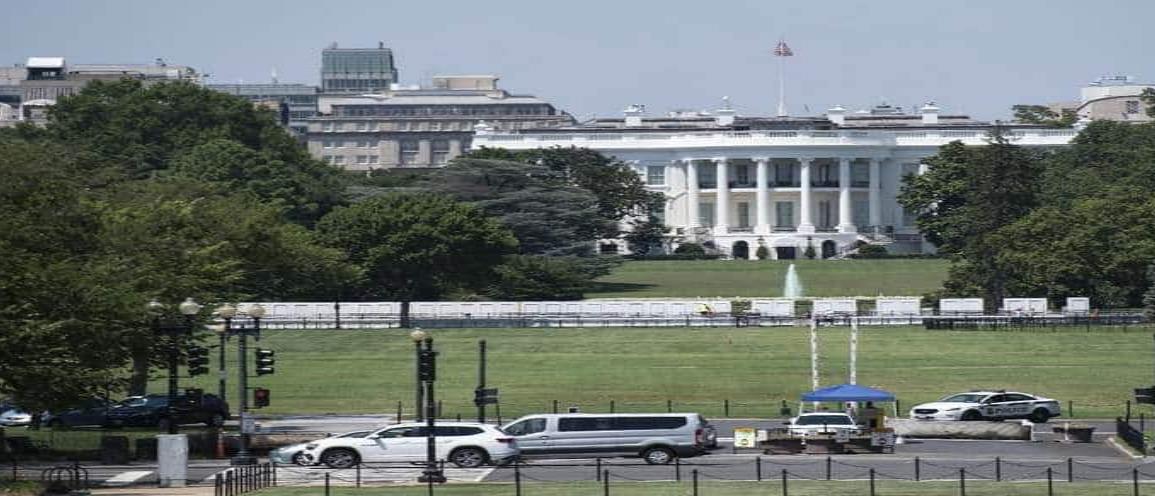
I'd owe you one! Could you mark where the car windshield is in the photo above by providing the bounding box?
[337,431,372,438]
[940,394,986,403]
[119,397,166,408]
[795,415,855,426]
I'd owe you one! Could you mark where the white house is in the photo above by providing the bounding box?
[471,101,1076,259]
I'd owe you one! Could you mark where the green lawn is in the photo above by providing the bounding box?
[170,325,1152,419]
[253,480,1147,495]
[588,259,950,298]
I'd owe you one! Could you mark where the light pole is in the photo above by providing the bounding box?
[410,328,426,422]
[416,335,445,485]
[214,304,237,402]
[219,303,265,466]
[148,297,202,435]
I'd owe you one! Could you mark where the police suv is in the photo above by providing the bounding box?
[909,391,1061,423]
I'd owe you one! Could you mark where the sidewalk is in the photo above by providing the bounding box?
[90,487,216,496]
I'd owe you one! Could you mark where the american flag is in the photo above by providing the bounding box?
[773,40,794,57]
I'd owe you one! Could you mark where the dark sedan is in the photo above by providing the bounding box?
[104,393,229,430]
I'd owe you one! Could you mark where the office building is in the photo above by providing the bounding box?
[320,42,398,93]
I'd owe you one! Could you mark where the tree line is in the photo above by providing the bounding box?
[0,80,658,411]
[900,92,1155,311]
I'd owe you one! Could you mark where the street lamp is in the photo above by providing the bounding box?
[410,328,427,422]
[214,304,238,403]
[215,300,263,464]
[149,297,202,435]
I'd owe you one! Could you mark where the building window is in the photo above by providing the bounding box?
[699,203,715,227]
[356,155,369,165]
[735,164,751,186]
[323,140,336,149]
[368,155,379,165]
[400,140,419,166]
[322,122,335,132]
[356,122,368,131]
[818,200,833,228]
[698,165,716,189]
[332,155,345,165]
[902,206,917,227]
[358,140,371,148]
[774,162,797,187]
[851,163,869,187]
[322,155,335,164]
[853,199,869,228]
[737,202,750,227]
[429,121,442,131]
[432,140,451,165]
[646,165,666,185]
[775,202,794,227]
[1125,100,1141,114]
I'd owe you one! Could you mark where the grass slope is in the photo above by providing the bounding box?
[171,326,1149,419]
[588,259,950,298]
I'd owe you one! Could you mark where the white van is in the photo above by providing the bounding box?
[501,413,715,464]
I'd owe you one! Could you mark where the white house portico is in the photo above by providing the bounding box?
[472,103,1077,259]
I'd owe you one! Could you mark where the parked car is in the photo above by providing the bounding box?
[0,408,32,427]
[104,393,230,430]
[501,413,715,464]
[909,390,1061,423]
[44,399,114,429]
[298,422,518,469]
[270,430,374,465]
[785,413,860,436]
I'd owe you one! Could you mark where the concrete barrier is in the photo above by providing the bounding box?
[887,419,1031,440]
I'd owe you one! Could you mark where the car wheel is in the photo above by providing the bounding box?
[321,448,359,469]
[1029,409,1051,423]
[291,452,309,466]
[642,446,676,465]
[205,413,225,427]
[450,447,489,468]
[960,410,983,421]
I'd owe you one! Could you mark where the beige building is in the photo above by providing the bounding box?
[1049,75,1154,125]
[305,75,573,170]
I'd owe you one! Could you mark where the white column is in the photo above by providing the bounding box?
[797,157,815,233]
[714,158,730,234]
[837,157,856,233]
[686,160,700,229]
[755,158,770,234]
[868,158,881,230]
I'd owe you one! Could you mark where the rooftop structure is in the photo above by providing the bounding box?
[320,42,398,93]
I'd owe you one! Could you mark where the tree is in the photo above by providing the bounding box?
[487,255,591,300]
[46,80,343,224]
[899,129,1043,309]
[1144,262,1155,322]
[1012,104,1077,127]
[316,193,518,327]
[1142,88,1155,118]
[463,147,656,238]
[624,194,669,256]
[427,158,608,256]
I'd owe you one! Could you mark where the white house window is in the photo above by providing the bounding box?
[775,202,794,228]
[1125,100,1141,114]
[735,164,751,186]
[368,155,379,165]
[853,199,869,227]
[737,202,750,227]
[322,140,336,149]
[356,122,368,131]
[646,165,666,185]
[322,122,335,132]
[321,155,334,164]
[332,155,346,165]
[699,203,715,227]
[432,140,451,165]
[851,163,869,187]
[356,155,369,165]
[399,140,420,166]
[358,140,371,148]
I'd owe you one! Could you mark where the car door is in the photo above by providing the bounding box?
[504,418,550,453]
[369,426,426,462]
[1001,394,1036,418]
[980,395,1009,418]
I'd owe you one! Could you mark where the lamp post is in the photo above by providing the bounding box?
[220,303,264,466]
[416,335,445,485]
[215,304,237,403]
[410,328,426,422]
[149,297,202,435]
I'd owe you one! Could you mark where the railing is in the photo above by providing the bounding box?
[1117,417,1146,454]
[474,128,1079,148]
[215,463,276,496]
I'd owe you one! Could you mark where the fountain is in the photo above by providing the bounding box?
[783,263,804,298]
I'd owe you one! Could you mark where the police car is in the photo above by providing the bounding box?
[909,391,1061,423]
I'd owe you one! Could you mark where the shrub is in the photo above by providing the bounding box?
[803,245,816,259]
[857,244,889,258]
[755,245,770,260]
[674,242,706,255]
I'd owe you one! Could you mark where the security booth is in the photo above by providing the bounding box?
[741,384,898,455]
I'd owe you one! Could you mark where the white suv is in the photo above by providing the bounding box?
[298,422,519,469]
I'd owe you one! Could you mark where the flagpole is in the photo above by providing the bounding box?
[777,52,786,117]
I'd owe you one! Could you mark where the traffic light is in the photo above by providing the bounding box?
[254,348,275,376]
[418,349,437,381]
[187,345,210,376]
[1135,386,1155,405]
[474,387,499,406]
[253,388,271,408]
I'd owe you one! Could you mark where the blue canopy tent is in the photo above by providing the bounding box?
[800,384,898,416]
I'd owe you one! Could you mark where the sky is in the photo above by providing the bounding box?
[5,0,1153,121]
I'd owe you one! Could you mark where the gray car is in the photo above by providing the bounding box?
[502,413,715,464]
